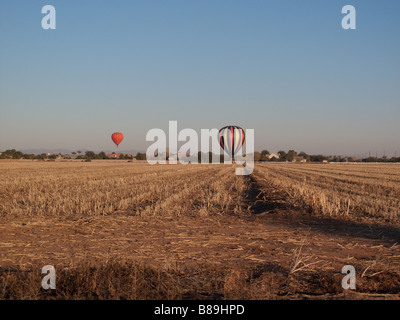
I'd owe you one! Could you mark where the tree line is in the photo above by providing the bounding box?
[1,149,400,163]
[0,149,142,161]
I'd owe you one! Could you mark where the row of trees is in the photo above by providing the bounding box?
[253,150,303,162]
[362,156,400,163]
[255,150,400,163]
[254,150,315,162]
[0,149,137,160]
[82,151,133,160]
[2,149,400,163]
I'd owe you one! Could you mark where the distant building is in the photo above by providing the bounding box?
[268,153,280,160]
[339,157,361,163]
[106,153,133,159]
[293,156,307,163]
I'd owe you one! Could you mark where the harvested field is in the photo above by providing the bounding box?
[255,163,400,223]
[0,161,399,299]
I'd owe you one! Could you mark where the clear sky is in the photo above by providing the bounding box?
[0,0,399,156]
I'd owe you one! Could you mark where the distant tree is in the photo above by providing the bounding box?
[363,157,378,163]
[297,151,310,161]
[23,154,36,160]
[260,150,270,161]
[277,151,287,161]
[298,151,309,158]
[309,155,329,162]
[98,151,107,159]
[136,152,147,160]
[3,149,16,156]
[85,151,97,159]
[0,150,11,159]
[254,151,261,162]
[286,150,297,162]
[261,150,270,156]
[14,152,24,159]
[1,149,24,159]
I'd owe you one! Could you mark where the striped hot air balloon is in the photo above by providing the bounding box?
[218,126,246,158]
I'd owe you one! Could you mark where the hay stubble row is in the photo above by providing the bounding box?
[0,161,399,299]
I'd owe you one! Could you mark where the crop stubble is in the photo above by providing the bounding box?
[0,161,399,299]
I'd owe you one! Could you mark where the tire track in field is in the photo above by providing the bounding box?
[0,164,399,299]
[236,169,400,297]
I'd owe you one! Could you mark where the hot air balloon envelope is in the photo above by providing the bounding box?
[112,132,124,147]
[218,126,246,157]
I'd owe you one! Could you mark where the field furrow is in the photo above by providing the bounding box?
[255,164,400,222]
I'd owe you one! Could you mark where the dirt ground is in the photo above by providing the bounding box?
[1,174,399,300]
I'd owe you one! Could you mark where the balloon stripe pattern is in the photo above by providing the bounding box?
[218,126,246,157]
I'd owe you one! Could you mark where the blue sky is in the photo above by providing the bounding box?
[0,0,399,156]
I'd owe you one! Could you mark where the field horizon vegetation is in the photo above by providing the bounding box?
[2,148,400,163]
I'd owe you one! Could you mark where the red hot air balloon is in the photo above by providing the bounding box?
[111,132,124,148]
[218,126,246,158]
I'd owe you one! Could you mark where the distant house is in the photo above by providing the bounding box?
[106,153,133,159]
[268,153,280,160]
[54,154,71,160]
[292,156,307,163]
[107,153,121,159]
